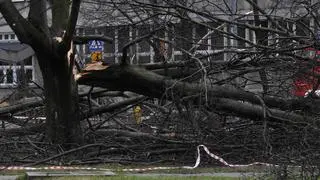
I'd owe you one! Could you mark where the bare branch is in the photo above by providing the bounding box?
[216,98,310,126]
[0,0,44,44]
[51,0,69,35]
[245,0,288,33]
[0,123,44,137]
[63,0,81,47]
[121,27,163,65]
[81,95,146,119]
[24,143,110,167]
[94,129,189,143]
[0,97,43,116]
[28,0,50,37]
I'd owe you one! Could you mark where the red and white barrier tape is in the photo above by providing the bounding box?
[190,145,277,168]
[0,145,279,172]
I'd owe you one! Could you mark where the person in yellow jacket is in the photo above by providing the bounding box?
[133,105,142,124]
[90,51,103,62]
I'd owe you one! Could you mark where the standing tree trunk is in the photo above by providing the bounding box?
[37,52,82,144]
[0,0,83,145]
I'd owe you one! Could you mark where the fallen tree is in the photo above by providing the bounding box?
[0,1,319,176]
[76,63,313,126]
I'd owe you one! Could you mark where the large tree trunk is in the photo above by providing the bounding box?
[0,0,83,145]
[77,64,312,125]
[37,52,82,145]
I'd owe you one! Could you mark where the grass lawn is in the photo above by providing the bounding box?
[29,176,241,180]
[9,164,311,180]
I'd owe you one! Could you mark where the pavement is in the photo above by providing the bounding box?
[0,176,19,180]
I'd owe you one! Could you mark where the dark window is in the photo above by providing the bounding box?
[104,27,115,54]
[118,26,130,50]
[0,35,3,40]
[0,70,4,83]
[194,24,208,50]
[237,25,246,48]
[10,34,15,39]
[210,22,224,61]
[210,23,224,49]
[26,69,33,82]
[17,57,32,66]
[137,25,150,52]
[24,57,32,65]
[0,61,8,66]
[175,22,193,51]
[256,21,268,46]
[6,69,13,83]
[4,35,9,40]
[16,68,25,84]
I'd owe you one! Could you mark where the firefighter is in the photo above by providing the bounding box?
[90,51,103,63]
[133,105,142,124]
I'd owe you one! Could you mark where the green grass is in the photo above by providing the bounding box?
[34,176,241,180]
[85,164,268,174]
[4,165,267,180]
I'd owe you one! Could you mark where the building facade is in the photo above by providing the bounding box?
[0,0,41,94]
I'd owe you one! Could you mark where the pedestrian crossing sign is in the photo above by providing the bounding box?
[88,40,104,52]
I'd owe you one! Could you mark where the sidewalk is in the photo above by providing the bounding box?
[0,176,19,180]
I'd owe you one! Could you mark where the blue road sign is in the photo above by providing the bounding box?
[88,40,104,52]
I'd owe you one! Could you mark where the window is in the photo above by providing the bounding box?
[6,69,13,83]
[136,25,150,53]
[237,25,246,48]
[0,71,3,83]
[118,26,130,50]
[0,56,34,87]
[210,22,225,61]
[104,27,115,54]
[78,22,231,65]
[0,33,18,42]
[194,24,208,50]
[175,22,193,51]
[16,57,34,84]
[256,21,268,46]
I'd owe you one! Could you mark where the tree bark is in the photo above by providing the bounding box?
[37,52,82,144]
[0,0,83,145]
[77,64,311,124]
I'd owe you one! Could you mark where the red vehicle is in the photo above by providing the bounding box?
[293,47,320,97]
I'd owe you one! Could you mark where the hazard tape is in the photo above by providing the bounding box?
[191,145,277,168]
[0,145,280,172]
